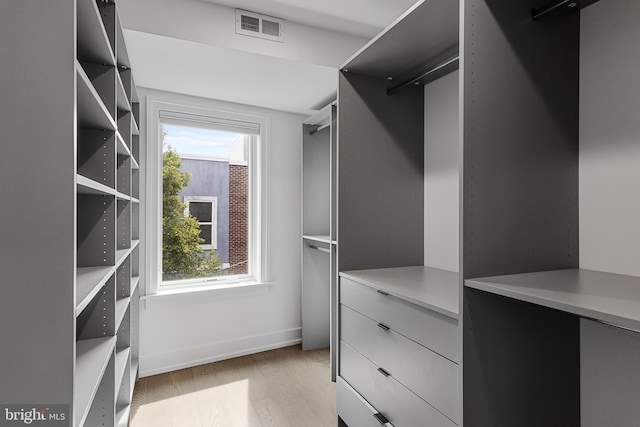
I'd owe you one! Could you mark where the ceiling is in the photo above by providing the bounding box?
[125,0,421,114]
[202,0,419,38]
[125,30,338,116]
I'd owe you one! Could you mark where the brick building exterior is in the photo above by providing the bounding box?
[229,163,248,275]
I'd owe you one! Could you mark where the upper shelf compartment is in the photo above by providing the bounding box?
[77,0,115,66]
[340,0,459,89]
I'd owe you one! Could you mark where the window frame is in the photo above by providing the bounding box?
[146,94,270,295]
[183,196,218,250]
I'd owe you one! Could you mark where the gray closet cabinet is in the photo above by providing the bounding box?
[0,1,141,426]
[335,0,462,425]
[301,103,338,380]
[336,0,639,426]
[462,0,640,425]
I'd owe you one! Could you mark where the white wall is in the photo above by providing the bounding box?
[117,0,368,69]
[424,71,460,273]
[138,88,304,377]
[579,0,640,277]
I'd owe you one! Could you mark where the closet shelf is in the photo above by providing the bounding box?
[75,337,116,427]
[131,276,140,295]
[115,73,131,113]
[116,248,131,268]
[466,269,640,331]
[340,0,458,84]
[116,406,130,427]
[115,297,131,331]
[303,103,332,126]
[340,266,459,319]
[76,62,117,130]
[76,266,114,316]
[131,115,140,136]
[129,358,139,399]
[77,174,116,196]
[77,0,115,66]
[116,132,132,156]
[302,235,333,244]
[115,348,131,398]
[131,157,140,170]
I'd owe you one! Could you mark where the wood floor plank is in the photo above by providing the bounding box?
[130,345,336,427]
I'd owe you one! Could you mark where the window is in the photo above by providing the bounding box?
[184,196,217,249]
[147,95,270,293]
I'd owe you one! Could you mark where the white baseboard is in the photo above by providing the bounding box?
[139,327,302,377]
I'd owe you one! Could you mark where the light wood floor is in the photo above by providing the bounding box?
[130,345,336,427]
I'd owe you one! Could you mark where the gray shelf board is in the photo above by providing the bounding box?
[303,103,332,126]
[131,240,140,251]
[130,358,139,398]
[131,156,140,170]
[131,276,140,295]
[115,73,131,113]
[75,336,116,427]
[302,234,332,244]
[76,62,116,130]
[115,347,131,398]
[116,406,130,427]
[76,266,115,316]
[466,269,640,331]
[116,192,131,201]
[116,132,132,156]
[130,197,140,204]
[132,115,140,136]
[340,0,459,82]
[77,174,117,196]
[115,297,130,331]
[77,0,115,65]
[340,266,459,319]
[116,248,131,268]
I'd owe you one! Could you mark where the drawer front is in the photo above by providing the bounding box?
[341,305,459,423]
[340,277,459,362]
[340,341,456,427]
[337,377,393,427]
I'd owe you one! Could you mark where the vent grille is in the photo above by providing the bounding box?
[240,15,260,33]
[236,9,284,42]
[261,19,280,37]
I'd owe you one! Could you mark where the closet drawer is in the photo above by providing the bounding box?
[340,277,459,362]
[340,341,456,427]
[337,377,393,427]
[341,305,459,423]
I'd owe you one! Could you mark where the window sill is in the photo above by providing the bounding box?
[141,280,272,308]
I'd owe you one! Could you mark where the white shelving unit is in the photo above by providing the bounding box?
[0,1,141,426]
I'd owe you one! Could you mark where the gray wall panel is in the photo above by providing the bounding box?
[462,0,579,279]
[581,319,640,427]
[0,0,75,404]
[338,72,424,272]
[463,288,580,427]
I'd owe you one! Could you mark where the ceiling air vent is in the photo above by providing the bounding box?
[236,9,284,43]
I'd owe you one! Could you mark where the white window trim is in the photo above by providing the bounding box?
[183,196,218,250]
[146,94,270,296]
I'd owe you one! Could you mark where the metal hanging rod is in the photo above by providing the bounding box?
[309,122,330,135]
[308,244,331,254]
[387,55,459,96]
[532,0,578,20]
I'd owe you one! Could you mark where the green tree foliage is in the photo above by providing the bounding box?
[162,144,222,280]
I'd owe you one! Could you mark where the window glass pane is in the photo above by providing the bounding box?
[189,202,212,222]
[198,224,212,245]
[161,120,250,283]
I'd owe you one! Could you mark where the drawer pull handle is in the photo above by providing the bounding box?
[377,367,391,377]
[377,290,390,296]
[377,323,390,331]
[373,412,390,425]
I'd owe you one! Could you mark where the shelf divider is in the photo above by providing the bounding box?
[75,337,116,427]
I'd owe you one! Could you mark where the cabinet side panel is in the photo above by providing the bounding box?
[0,0,75,405]
[338,72,424,272]
[302,124,331,236]
[463,288,580,427]
[463,0,579,278]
